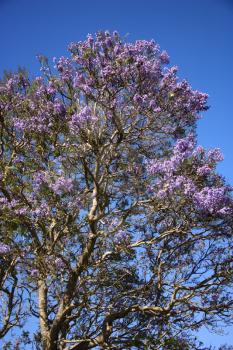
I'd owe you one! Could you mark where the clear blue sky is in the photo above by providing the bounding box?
[0,0,232,347]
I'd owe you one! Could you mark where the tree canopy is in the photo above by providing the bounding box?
[0,31,233,349]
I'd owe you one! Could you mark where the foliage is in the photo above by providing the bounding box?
[0,31,233,349]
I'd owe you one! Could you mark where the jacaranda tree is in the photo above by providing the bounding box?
[0,31,233,350]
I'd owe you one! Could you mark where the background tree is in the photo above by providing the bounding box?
[0,31,233,350]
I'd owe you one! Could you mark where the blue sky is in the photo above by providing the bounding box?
[0,0,232,347]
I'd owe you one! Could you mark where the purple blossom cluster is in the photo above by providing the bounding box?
[54,56,74,82]
[10,85,65,135]
[50,177,74,195]
[197,165,212,176]
[194,187,231,215]
[14,112,52,134]
[14,207,28,216]
[207,148,224,163]
[147,135,232,216]
[66,32,208,128]
[173,133,195,158]
[192,145,205,157]
[53,99,66,116]
[34,171,47,188]
[69,106,98,132]
[31,202,50,218]
[54,257,65,270]
[147,134,195,176]
[4,74,28,93]
[0,197,30,218]
[67,196,83,211]
[33,172,74,195]
[0,243,10,254]
[0,198,20,210]
[161,175,197,198]
[0,31,210,144]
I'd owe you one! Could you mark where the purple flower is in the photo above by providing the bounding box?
[193,145,205,157]
[15,207,27,215]
[54,100,65,116]
[87,33,94,47]
[217,207,232,215]
[69,106,98,132]
[148,100,156,109]
[160,176,196,197]
[133,94,143,105]
[159,50,169,64]
[82,84,93,95]
[194,187,229,214]
[32,202,50,217]
[67,196,83,210]
[73,72,85,87]
[0,197,9,206]
[183,180,196,196]
[54,258,65,269]
[47,81,56,94]
[34,171,47,188]
[50,177,74,195]
[0,243,10,254]
[147,160,163,175]
[147,154,182,177]
[197,165,212,176]
[173,134,195,157]
[146,185,154,194]
[175,176,186,187]
[148,136,195,178]
[208,148,224,163]
[157,189,167,199]
[14,118,28,131]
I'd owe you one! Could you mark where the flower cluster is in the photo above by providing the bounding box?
[69,106,98,132]
[31,202,50,218]
[54,257,65,269]
[50,177,74,195]
[194,187,231,215]
[0,31,210,143]
[0,243,10,255]
[207,148,224,163]
[173,134,195,158]
[147,133,195,176]
[33,172,74,195]
[197,165,212,176]
[147,135,232,216]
